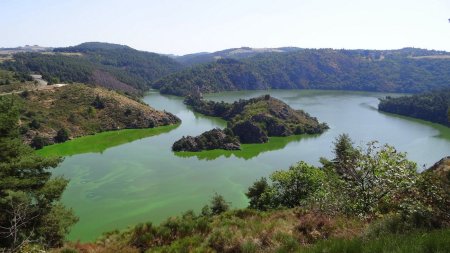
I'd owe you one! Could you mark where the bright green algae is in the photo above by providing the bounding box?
[37,125,180,157]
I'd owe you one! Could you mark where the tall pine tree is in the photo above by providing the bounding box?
[0,96,77,252]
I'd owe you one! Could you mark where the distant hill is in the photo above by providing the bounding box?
[154,48,450,96]
[378,89,450,127]
[0,45,52,55]
[1,42,182,94]
[173,47,302,65]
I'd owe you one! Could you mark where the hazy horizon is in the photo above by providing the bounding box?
[2,0,450,55]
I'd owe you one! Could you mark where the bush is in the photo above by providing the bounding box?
[272,162,325,208]
[210,193,230,215]
[29,118,41,129]
[30,135,49,149]
[246,177,276,211]
[92,95,105,109]
[54,128,69,143]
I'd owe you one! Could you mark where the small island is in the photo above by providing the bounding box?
[172,93,328,152]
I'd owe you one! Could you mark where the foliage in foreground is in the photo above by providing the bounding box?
[247,134,449,226]
[0,96,77,252]
[54,134,449,253]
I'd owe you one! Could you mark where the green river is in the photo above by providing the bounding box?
[37,90,450,241]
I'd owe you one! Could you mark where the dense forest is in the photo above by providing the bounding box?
[155,48,450,96]
[1,42,182,94]
[3,45,450,97]
[378,89,450,126]
[172,46,302,65]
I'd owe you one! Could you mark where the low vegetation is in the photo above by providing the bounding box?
[14,84,180,149]
[379,89,450,126]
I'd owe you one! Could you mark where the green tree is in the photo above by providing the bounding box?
[210,193,230,215]
[331,134,359,176]
[0,96,77,251]
[326,141,417,217]
[54,128,69,143]
[92,95,105,109]
[270,162,325,208]
[245,177,276,211]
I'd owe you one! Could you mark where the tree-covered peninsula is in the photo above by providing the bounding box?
[173,94,328,152]
[378,89,450,127]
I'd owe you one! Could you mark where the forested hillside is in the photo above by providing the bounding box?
[173,46,302,65]
[1,42,182,94]
[378,89,450,126]
[154,48,450,96]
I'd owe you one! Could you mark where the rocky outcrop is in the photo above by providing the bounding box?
[425,156,450,185]
[178,94,328,151]
[172,128,240,152]
[250,114,292,137]
[231,120,268,144]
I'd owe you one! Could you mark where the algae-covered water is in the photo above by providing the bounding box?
[37,90,450,241]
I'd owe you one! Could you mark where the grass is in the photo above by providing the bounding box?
[37,124,179,157]
[300,229,450,253]
[53,207,450,253]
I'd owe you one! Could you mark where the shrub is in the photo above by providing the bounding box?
[29,118,41,129]
[210,193,230,215]
[92,95,105,109]
[54,128,69,143]
[30,135,49,149]
[270,162,325,208]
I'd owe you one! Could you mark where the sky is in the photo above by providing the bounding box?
[1,0,450,55]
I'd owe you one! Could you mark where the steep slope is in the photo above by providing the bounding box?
[155,48,450,96]
[2,42,182,94]
[427,157,450,180]
[15,84,180,148]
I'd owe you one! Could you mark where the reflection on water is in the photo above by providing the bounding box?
[38,125,179,157]
[175,134,320,161]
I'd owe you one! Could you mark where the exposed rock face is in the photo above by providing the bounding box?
[172,128,240,152]
[426,156,450,185]
[251,114,292,136]
[231,121,269,144]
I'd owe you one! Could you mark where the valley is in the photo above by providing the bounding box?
[36,90,450,242]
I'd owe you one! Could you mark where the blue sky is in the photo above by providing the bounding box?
[1,0,450,55]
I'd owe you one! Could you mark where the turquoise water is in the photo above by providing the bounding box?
[44,90,450,241]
